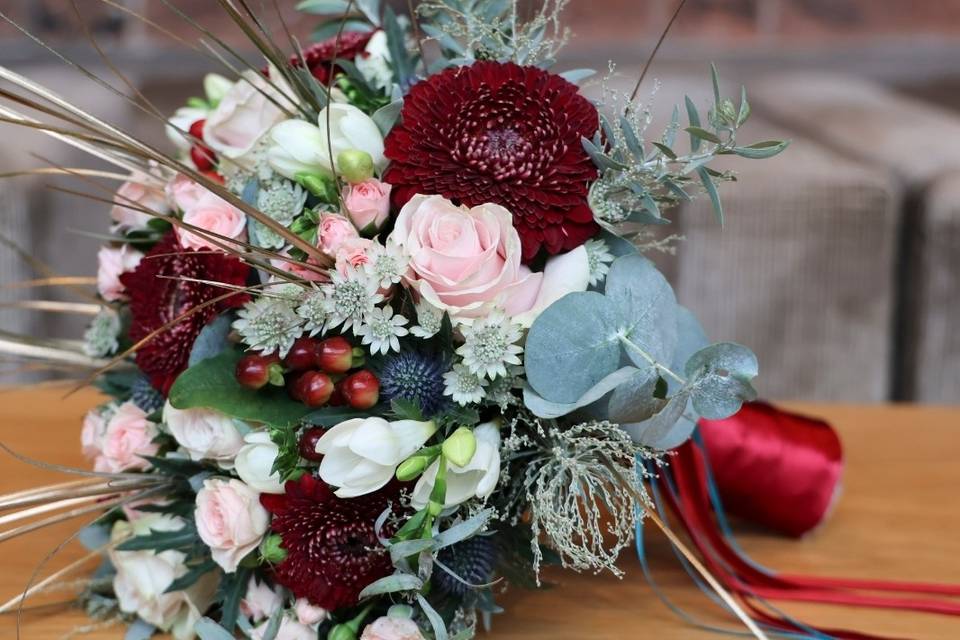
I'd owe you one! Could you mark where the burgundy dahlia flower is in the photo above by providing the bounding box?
[119,232,250,393]
[383,61,600,262]
[291,31,373,85]
[259,474,398,610]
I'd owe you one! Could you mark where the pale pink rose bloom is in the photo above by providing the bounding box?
[80,408,106,459]
[177,192,248,251]
[95,401,159,474]
[195,478,269,572]
[343,179,391,233]
[269,252,328,283]
[241,576,283,623]
[251,618,316,640]
[112,180,169,230]
[166,174,209,212]
[204,71,290,163]
[317,213,360,256]
[335,237,375,277]
[294,598,328,626]
[360,617,425,640]
[97,245,144,302]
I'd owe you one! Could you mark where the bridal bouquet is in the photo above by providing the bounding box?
[1,1,786,638]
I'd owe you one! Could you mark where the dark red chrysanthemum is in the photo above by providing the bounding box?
[383,61,600,262]
[291,31,373,85]
[259,474,398,611]
[119,232,250,394]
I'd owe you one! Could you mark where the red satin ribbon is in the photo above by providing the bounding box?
[661,402,960,639]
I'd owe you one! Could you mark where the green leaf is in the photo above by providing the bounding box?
[312,19,372,41]
[651,142,677,160]
[581,137,628,171]
[384,7,416,89]
[619,116,644,159]
[522,367,639,419]
[195,618,234,640]
[217,567,251,632]
[433,509,494,549]
[684,95,702,152]
[140,455,207,478]
[737,85,751,126]
[165,558,216,594]
[559,68,595,84]
[303,405,374,426]
[390,398,424,421]
[683,342,758,420]
[606,368,662,424]
[359,572,424,598]
[116,526,198,552]
[296,0,351,14]
[168,350,312,427]
[620,391,689,447]
[372,99,402,136]
[697,166,724,226]
[732,139,790,159]
[356,0,382,25]
[188,314,233,367]
[684,126,721,144]
[710,62,722,105]
[417,594,449,640]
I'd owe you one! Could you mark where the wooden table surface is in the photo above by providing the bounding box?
[1,387,958,639]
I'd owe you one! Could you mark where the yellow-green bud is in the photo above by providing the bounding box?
[337,149,375,184]
[441,427,477,467]
[396,455,430,482]
[296,172,337,202]
[327,624,358,640]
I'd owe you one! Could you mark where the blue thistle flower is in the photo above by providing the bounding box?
[130,376,164,414]
[379,351,448,416]
[434,535,497,598]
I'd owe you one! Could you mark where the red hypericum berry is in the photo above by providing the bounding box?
[188,119,206,142]
[341,370,379,410]
[298,427,326,462]
[294,371,335,408]
[190,145,216,172]
[235,353,281,390]
[200,170,224,184]
[285,337,320,371]
[317,336,354,374]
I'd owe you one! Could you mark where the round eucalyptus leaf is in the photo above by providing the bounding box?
[607,367,662,424]
[523,366,640,419]
[684,342,759,420]
[620,391,688,447]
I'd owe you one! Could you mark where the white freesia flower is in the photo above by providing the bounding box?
[355,30,393,92]
[110,515,218,640]
[412,421,501,509]
[162,402,245,467]
[205,70,293,164]
[318,103,386,171]
[316,417,437,498]
[235,431,285,494]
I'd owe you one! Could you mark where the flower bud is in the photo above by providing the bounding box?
[203,73,234,107]
[337,149,375,184]
[327,624,358,640]
[297,172,338,202]
[260,533,287,564]
[396,455,430,482]
[441,427,477,467]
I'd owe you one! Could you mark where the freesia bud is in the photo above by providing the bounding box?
[268,119,330,180]
[337,149,375,184]
[396,455,430,482]
[203,73,233,107]
[441,427,477,467]
[297,172,338,202]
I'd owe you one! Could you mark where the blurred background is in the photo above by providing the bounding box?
[0,0,957,404]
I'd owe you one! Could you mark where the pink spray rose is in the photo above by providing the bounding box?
[360,616,425,640]
[317,213,360,256]
[97,245,144,302]
[241,576,283,623]
[94,401,159,474]
[112,179,169,230]
[335,237,375,277]
[177,191,248,251]
[270,252,328,282]
[166,174,208,212]
[390,195,590,323]
[81,408,107,459]
[343,179,391,234]
[195,478,269,572]
[294,598,328,626]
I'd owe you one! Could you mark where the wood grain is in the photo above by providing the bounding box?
[1,387,958,638]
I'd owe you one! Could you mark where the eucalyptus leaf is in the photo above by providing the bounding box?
[684,95,702,152]
[372,99,403,136]
[389,538,436,564]
[620,391,689,447]
[356,0,382,24]
[169,350,312,427]
[296,0,350,15]
[607,368,662,424]
[194,618,234,640]
[697,166,724,226]
[683,342,758,419]
[620,116,644,159]
[732,139,790,159]
[651,142,677,160]
[582,137,628,171]
[523,367,639,419]
[124,620,156,640]
[737,85,751,126]
[359,572,424,598]
[433,508,494,549]
[187,314,233,367]
[559,68,595,84]
[417,594,449,640]
[684,126,721,144]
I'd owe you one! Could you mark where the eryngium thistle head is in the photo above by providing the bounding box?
[130,376,164,414]
[379,351,448,416]
[434,534,497,598]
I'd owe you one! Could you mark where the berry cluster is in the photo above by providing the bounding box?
[235,336,380,410]
[187,119,219,174]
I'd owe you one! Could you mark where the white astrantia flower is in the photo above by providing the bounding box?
[264,281,307,304]
[257,180,306,224]
[363,240,408,289]
[233,296,304,357]
[296,286,328,336]
[356,306,409,355]
[455,309,523,380]
[443,363,487,405]
[322,267,382,332]
[584,238,615,287]
[82,308,120,357]
[410,299,444,339]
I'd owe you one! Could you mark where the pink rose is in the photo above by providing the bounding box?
[269,252,328,282]
[177,192,248,251]
[204,71,291,163]
[94,401,159,474]
[195,478,269,572]
[97,245,144,302]
[318,213,360,256]
[294,599,328,626]
[166,174,208,212]
[81,408,107,459]
[112,180,169,230]
[360,617,425,640]
[391,195,590,322]
[335,237,375,277]
[343,179,391,233]
[241,576,283,623]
